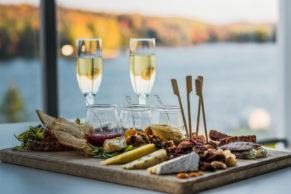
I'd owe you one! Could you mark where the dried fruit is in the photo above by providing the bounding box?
[189,172,197,177]
[198,171,204,176]
[125,129,139,139]
[177,173,188,179]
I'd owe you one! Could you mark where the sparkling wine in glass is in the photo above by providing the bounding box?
[130,38,156,105]
[76,38,102,106]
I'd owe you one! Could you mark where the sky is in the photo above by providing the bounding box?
[0,0,278,24]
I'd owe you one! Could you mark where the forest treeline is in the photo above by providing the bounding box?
[0,4,276,59]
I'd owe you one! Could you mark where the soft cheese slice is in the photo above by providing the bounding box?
[101,144,155,165]
[147,152,199,175]
[121,149,167,170]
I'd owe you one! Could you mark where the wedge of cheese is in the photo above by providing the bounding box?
[147,152,199,175]
[121,149,167,170]
[101,144,155,165]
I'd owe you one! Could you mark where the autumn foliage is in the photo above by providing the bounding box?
[0,4,275,59]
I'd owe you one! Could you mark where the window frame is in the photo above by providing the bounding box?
[40,0,58,117]
[278,0,291,145]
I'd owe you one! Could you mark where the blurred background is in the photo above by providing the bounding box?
[0,0,280,142]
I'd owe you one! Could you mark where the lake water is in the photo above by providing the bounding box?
[0,43,280,135]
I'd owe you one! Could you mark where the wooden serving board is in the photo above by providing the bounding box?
[1,148,291,193]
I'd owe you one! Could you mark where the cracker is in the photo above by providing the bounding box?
[53,130,86,149]
[54,118,85,138]
[36,109,56,128]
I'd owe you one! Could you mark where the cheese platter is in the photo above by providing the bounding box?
[1,75,291,193]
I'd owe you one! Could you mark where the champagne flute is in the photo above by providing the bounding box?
[130,38,156,105]
[76,38,102,106]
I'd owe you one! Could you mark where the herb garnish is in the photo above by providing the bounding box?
[13,125,45,151]
[89,144,134,159]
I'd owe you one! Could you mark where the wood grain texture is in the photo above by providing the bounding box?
[1,148,291,194]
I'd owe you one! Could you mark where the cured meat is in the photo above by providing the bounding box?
[209,130,229,141]
[218,142,259,151]
[191,132,206,144]
[209,129,256,145]
[208,140,220,148]
[219,135,256,145]
[177,139,196,153]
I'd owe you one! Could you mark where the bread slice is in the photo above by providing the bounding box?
[36,109,93,154]
[53,130,87,149]
[54,118,85,138]
[36,109,56,128]
[148,125,184,144]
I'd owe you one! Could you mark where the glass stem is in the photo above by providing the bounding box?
[84,93,95,106]
[138,93,147,105]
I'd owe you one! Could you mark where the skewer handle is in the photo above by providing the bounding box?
[171,79,189,138]
[171,79,180,96]
[198,76,203,88]
[186,75,193,138]
[195,76,203,138]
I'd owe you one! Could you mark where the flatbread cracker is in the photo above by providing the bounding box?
[54,118,85,138]
[35,109,93,154]
[36,109,56,128]
[53,130,87,149]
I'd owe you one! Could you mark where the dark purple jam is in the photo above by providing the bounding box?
[85,131,122,147]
